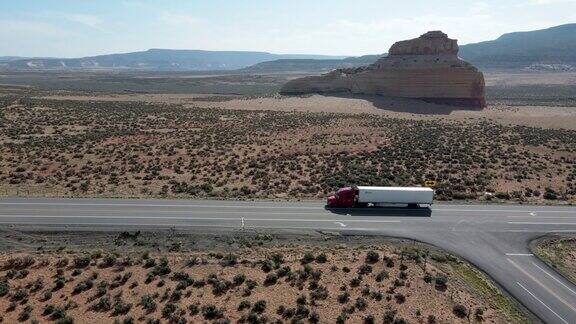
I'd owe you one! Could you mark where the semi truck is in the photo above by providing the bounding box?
[326,186,434,208]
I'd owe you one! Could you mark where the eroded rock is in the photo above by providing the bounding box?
[280,31,486,108]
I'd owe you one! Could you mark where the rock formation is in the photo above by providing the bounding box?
[280,31,486,108]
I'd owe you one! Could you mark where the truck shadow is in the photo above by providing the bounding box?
[324,206,432,217]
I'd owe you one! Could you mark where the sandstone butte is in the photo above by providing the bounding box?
[280,31,486,108]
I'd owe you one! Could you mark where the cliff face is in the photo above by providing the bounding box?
[280,31,486,108]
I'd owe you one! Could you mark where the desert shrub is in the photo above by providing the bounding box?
[423,273,433,283]
[143,258,156,268]
[394,293,406,304]
[383,309,397,324]
[350,276,362,287]
[364,314,375,324]
[310,284,329,300]
[270,253,284,266]
[276,266,291,278]
[100,254,117,268]
[43,304,56,316]
[337,291,350,304]
[238,300,251,311]
[365,250,380,264]
[72,279,93,295]
[162,302,177,318]
[188,303,199,315]
[296,294,307,305]
[140,294,156,312]
[233,273,246,285]
[202,304,222,320]
[453,304,468,318]
[0,281,9,296]
[309,311,320,323]
[18,305,33,322]
[252,300,266,313]
[435,275,448,290]
[427,315,437,323]
[264,273,278,286]
[112,299,132,316]
[301,252,315,264]
[245,279,258,290]
[55,316,74,324]
[73,255,91,269]
[5,255,35,270]
[384,256,394,268]
[355,297,367,310]
[296,304,310,317]
[11,288,28,301]
[336,313,347,324]
[220,254,238,267]
[315,253,328,263]
[357,264,372,275]
[342,266,350,273]
[376,270,389,282]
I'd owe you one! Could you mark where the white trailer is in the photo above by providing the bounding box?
[357,186,434,207]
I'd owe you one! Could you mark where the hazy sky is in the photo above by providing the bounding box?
[1,0,575,57]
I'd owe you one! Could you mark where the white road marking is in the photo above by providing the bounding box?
[508,258,576,313]
[0,221,381,232]
[508,222,576,225]
[0,214,401,224]
[505,253,534,256]
[516,282,569,324]
[0,201,575,213]
[530,212,537,216]
[532,262,576,296]
[508,215,576,219]
[334,222,347,227]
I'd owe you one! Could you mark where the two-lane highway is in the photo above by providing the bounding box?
[0,198,575,323]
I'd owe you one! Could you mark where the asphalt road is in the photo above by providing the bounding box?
[1,198,575,323]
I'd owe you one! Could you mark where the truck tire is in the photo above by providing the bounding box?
[407,203,419,209]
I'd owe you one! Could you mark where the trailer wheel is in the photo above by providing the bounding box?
[355,202,368,208]
[407,203,419,209]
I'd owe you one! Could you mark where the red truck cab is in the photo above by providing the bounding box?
[326,186,357,208]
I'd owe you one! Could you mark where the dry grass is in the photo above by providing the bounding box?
[532,235,576,285]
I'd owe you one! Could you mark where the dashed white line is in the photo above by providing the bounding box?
[505,253,534,256]
[532,262,576,296]
[516,282,569,324]
[508,222,576,225]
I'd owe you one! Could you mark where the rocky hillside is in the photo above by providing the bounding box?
[243,55,382,73]
[1,49,346,71]
[459,23,576,69]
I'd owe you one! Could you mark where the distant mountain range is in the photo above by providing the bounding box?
[0,49,346,71]
[1,24,575,71]
[459,23,576,69]
[242,55,382,72]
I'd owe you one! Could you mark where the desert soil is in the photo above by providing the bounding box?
[0,228,527,323]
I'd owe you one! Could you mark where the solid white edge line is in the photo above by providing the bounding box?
[0,202,575,213]
[0,214,401,223]
[505,253,534,256]
[508,222,576,225]
[531,262,576,296]
[516,282,569,324]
